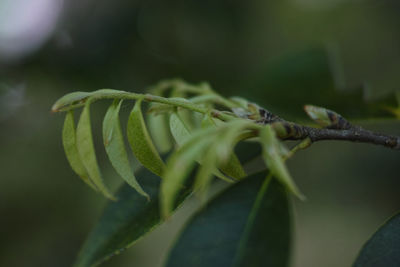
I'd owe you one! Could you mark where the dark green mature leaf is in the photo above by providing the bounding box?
[74,166,191,267]
[354,212,400,267]
[103,100,149,199]
[62,111,97,190]
[127,99,165,177]
[245,47,399,121]
[166,172,291,267]
[76,102,115,200]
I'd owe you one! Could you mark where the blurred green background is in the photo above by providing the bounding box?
[1,0,399,266]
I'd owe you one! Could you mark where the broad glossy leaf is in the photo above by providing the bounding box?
[62,111,97,190]
[127,99,165,177]
[74,165,191,267]
[166,172,291,267]
[103,100,148,199]
[354,212,400,267]
[76,103,115,200]
[260,125,304,199]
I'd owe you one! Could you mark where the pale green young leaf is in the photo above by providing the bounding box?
[52,91,92,112]
[202,115,247,180]
[62,111,97,190]
[260,125,304,199]
[127,99,165,177]
[76,102,115,200]
[169,112,191,146]
[161,128,216,217]
[193,146,218,198]
[103,100,149,199]
[147,109,173,153]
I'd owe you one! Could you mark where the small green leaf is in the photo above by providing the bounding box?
[260,125,304,199]
[52,91,92,112]
[303,105,332,127]
[127,99,165,177]
[201,116,247,180]
[169,112,191,146]
[193,146,218,197]
[103,100,149,199]
[76,102,115,200]
[74,165,192,267]
[161,128,215,217]
[147,103,173,153]
[354,212,400,267]
[166,172,291,267]
[62,111,97,190]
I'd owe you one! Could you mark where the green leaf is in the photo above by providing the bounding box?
[201,116,247,180]
[52,91,93,112]
[76,102,115,200]
[260,125,304,200]
[127,99,165,177]
[165,172,291,267]
[193,146,218,197]
[74,165,191,267]
[62,111,97,190]
[103,100,149,199]
[169,112,191,146]
[161,130,214,217]
[147,104,173,153]
[245,47,399,121]
[354,212,400,267]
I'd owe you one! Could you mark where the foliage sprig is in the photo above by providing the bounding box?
[52,79,400,216]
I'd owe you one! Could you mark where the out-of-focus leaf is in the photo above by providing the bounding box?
[147,106,173,153]
[76,102,115,200]
[169,112,191,146]
[166,172,291,267]
[201,116,247,180]
[354,212,400,267]
[74,165,191,267]
[245,47,399,121]
[260,125,304,199]
[127,99,165,177]
[193,146,218,197]
[161,130,214,217]
[62,111,97,190]
[103,100,149,199]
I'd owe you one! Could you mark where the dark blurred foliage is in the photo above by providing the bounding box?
[0,0,399,266]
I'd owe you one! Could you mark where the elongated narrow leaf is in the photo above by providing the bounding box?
[161,133,214,217]
[354,212,400,267]
[52,92,92,112]
[74,165,192,267]
[201,116,247,180]
[147,104,173,153]
[169,112,191,146]
[62,111,97,190]
[260,125,304,199]
[103,100,149,199]
[193,146,218,197]
[76,102,115,200]
[166,172,291,267]
[127,99,165,177]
